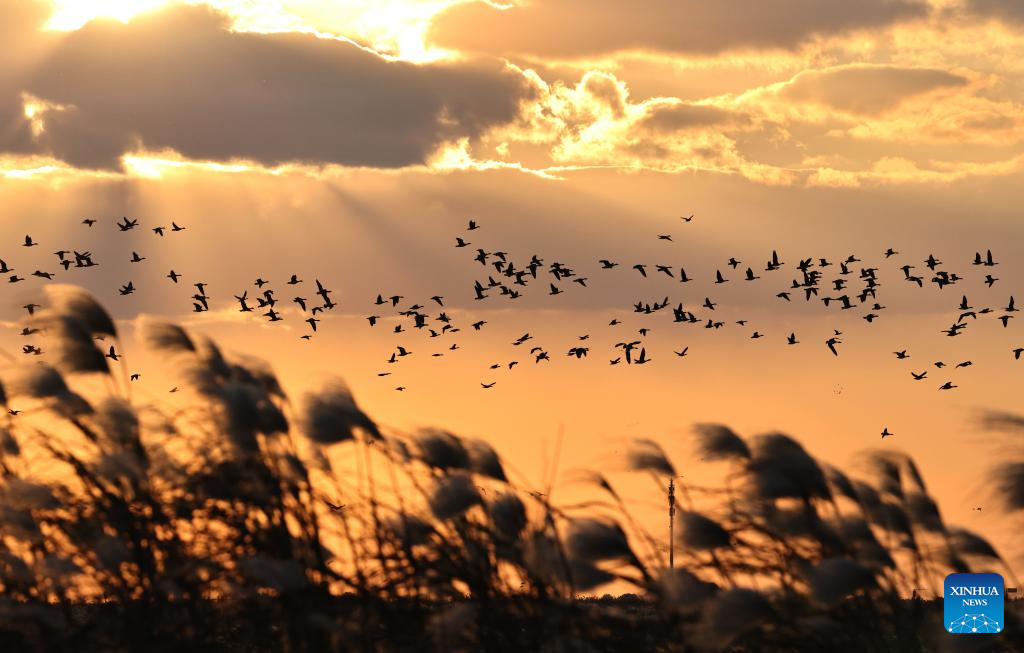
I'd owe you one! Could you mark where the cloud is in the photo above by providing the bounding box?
[776,65,969,115]
[966,0,1024,25]
[1,4,533,170]
[638,104,738,133]
[428,0,929,58]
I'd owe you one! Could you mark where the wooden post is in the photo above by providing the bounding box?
[668,477,676,569]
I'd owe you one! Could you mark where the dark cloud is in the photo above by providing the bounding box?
[1,4,533,170]
[639,104,736,132]
[966,0,1024,24]
[0,0,52,156]
[778,65,968,115]
[428,0,929,58]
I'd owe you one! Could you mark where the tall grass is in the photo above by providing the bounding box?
[0,287,1018,651]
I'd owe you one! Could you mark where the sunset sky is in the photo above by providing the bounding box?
[1,0,1022,564]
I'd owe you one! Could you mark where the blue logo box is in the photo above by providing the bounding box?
[944,572,1004,634]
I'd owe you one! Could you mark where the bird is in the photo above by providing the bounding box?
[130,251,146,263]
[171,222,186,232]
[826,337,841,356]
[714,270,728,284]
[599,259,619,269]
[939,381,957,390]
[130,374,141,381]
[119,282,135,296]
[894,350,909,359]
[82,218,96,227]
[287,274,302,285]
[674,347,689,357]
[1014,348,1023,360]
[881,428,893,439]
[23,235,37,247]
[787,333,798,345]
[455,237,471,248]
[153,226,165,236]
[23,303,39,315]
[167,270,181,283]
[105,346,119,361]
[911,371,927,380]
[680,215,694,222]
[481,382,496,389]
[117,217,138,231]
[324,500,347,512]
[632,264,647,277]
[235,292,252,312]
[955,360,973,368]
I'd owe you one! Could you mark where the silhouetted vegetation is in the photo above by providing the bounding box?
[0,286,1019,651]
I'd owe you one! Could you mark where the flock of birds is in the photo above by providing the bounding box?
[2,215,1021,438]
[352,216,1022,433]
[3,216,339,397]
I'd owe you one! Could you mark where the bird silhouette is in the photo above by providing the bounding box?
[826,337,842,356]
[117,217,138,231]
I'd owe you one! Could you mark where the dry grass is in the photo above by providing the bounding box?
[0,287,1020,652]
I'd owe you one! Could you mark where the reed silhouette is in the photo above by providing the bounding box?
[0,287,1019,651]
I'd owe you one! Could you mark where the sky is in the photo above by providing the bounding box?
[1,0,1023,571]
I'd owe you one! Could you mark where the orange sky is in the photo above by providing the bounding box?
[1,0,1022,572]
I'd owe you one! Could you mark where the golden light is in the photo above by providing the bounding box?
[43,0,464,62]
[46,0,176,30]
